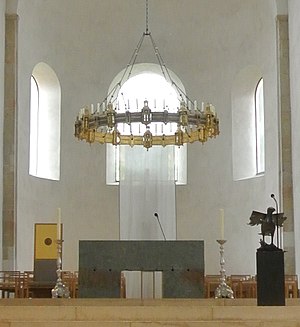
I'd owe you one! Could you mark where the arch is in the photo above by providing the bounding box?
[232,65,264,181]
[108,63,186,96]
[29,62,61,180]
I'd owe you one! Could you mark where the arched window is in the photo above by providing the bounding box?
[106,64,187,236]
[232,66,265,180]
[29,62,61,180]
[255,78,265,175]
[106,63,187,186]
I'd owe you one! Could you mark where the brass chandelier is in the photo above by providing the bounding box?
[74,1,220,150]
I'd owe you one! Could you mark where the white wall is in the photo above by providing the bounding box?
[0,0,5,268]
[16,0,279,275]
[289,0,300,279]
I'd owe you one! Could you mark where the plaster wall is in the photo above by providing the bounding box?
[16,0,279,275]
[276,0,288,14]
[0,0,5,268]
[289,0,300,279]
[5,0,17,14]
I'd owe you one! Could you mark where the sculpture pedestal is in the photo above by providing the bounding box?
[256,249,285,306]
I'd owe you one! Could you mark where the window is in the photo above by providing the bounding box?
[232,66,265,180]
[30,76,39,174]
[29,62,61,180]
[106,63,187,186]
[255,78,265,175]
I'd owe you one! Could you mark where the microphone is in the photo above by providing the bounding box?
[270,194,278,214]
[154,212,167,241]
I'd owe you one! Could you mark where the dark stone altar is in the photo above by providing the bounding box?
[78,240,204,298]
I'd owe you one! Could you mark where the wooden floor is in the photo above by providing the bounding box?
[0,298,300,326]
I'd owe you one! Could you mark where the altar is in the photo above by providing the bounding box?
[78,240,204,298]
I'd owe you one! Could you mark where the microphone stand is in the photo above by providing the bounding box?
[271,194,280,248]
[154,213,166,241]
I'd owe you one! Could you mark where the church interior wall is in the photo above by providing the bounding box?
[14,0,281,276]
[288,0,300,280]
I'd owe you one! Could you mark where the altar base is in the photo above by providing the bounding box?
[0,298,299,326]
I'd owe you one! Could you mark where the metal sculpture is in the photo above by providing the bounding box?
[248,207,286,250]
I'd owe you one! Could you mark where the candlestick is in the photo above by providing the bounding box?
[215,240,234,299]
[220,208,224,240]
[52,207,70,299]
[51,238,70,298]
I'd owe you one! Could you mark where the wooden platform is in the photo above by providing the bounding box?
[0,298,300,326]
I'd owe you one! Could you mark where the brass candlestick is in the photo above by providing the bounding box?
[51,239,70,298]
[215,239,234,299]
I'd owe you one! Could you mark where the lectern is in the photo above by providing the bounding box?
[78,240,204,298]
[256,249,285,306]
[249,205,286,306]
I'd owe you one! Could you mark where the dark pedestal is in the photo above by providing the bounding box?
[256,249,285,306]
[34,259,57,282]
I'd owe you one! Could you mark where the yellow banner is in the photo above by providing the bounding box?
[34,224,59,259]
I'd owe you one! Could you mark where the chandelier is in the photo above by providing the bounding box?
[74,1,220,150]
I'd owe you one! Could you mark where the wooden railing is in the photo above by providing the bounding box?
[0,271,298,298]
[205,274,299,298]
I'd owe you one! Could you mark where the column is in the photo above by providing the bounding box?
[2,14,18,270]
[276,15,295,274]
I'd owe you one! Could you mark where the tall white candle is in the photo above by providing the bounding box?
[220,208,225,239]
[57,207,61,240]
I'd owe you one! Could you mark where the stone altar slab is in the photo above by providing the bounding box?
[78,240,204,298]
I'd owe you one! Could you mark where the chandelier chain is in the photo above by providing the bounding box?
[74,0,220,149]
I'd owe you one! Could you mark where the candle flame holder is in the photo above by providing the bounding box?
[51,239,70,298]
[215,239,234,299]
